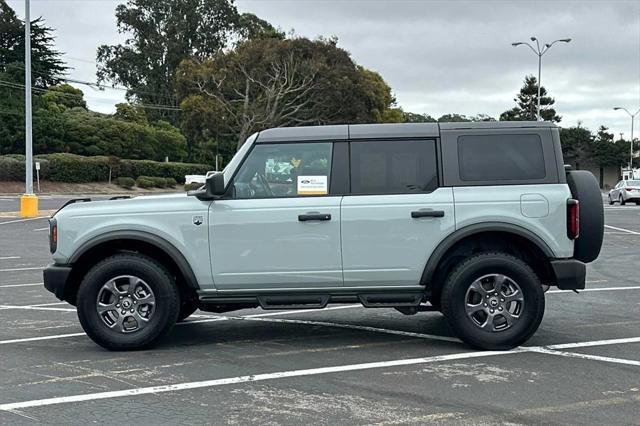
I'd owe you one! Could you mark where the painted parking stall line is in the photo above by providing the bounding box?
[604,224,640,235]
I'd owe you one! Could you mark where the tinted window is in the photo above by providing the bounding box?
[350,140,438,194]
[233,142,332,198]
[458,134,545,181]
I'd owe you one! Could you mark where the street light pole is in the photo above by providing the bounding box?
[613,107,640,171]
[20,0,38,217]
[511,37,572,121]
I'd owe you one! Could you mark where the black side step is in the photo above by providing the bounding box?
[257,294,330,310]
[358,293,423,308]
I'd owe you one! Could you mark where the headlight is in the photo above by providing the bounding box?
[49,218,57,254]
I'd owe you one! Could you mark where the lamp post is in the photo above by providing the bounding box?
[614,107,640,171]
[20,0,38,217]
[511,37,571,121]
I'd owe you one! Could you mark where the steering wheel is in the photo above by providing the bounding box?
[256,171,274,197]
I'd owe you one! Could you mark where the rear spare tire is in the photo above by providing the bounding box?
[566,170,604,263]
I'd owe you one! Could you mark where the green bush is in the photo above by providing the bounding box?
[0,156,50,181]
[116,159,211,183]
[135,176,155,188]
[164,177,177,188]
[149,176,167,188]
[115,176,135,189]
[184,182,203,191]
[43,153,111,183]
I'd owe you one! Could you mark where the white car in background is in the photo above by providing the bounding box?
[608,180,640,205]
[184,174,207,185]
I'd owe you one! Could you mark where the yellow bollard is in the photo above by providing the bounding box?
[20,194,39,218]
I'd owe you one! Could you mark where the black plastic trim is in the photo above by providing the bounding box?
[550,259,586,290]
[43,263,72,301]
[69,230,200,289]
[420,222,555,285]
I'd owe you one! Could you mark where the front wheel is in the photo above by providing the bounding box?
[441,252,545,350]
[77,253,180,350]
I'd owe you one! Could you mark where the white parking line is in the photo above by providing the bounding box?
[548,286,640,294]
[0,349,514,411]
[0,256,20,260]
[546,336,640,350]
[32,227,49,232]
[3,332,640,412]
[0,333,85,346]
[0,283,42,288]
[236,316,461,343]
[0,266,44,272]
[528,347,640,367]
[0,305,76,312]
[604,224,640,235]
[0,217,48,225]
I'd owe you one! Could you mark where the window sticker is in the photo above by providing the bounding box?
[297,175,328,195]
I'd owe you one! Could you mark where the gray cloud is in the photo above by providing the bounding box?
[6,0,640,138]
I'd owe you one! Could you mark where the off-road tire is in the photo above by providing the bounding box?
[441,252,545,350]
[76,253,180,350]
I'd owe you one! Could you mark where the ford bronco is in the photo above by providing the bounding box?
[43,122,604,350]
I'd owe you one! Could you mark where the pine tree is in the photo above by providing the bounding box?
[500,75,561,122]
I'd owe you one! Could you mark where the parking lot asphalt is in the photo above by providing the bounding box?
[1,202,639,424]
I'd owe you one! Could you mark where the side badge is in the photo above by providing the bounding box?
[192,215,204,226]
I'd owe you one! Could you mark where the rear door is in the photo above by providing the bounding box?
[209,141,344,290]
[340,139,455,287]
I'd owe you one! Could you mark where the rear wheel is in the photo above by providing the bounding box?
[441,252,545,350]
[608,195,614,205]
[620,194,626,205]
[77,253,180,350]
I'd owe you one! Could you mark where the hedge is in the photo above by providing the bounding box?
[0,153,212,184]
[0,156,50,181]
[115,177,135,189]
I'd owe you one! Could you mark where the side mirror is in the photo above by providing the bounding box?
[206,172,226,197]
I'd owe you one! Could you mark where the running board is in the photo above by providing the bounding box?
[198,289,425,310]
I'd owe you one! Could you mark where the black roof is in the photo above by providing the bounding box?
[255,121,556,142]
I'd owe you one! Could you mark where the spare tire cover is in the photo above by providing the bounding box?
[566,170,604,263]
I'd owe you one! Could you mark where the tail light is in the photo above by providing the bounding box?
[567,199,579,240]
[49,218,57,253]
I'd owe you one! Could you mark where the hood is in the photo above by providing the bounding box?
[54,192,205,219]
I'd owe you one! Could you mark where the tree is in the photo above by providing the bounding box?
[0,0,67,87]
[96,0,280,124]
[403,112,437,123]
[176,37,399,157]
[500,75,560,122]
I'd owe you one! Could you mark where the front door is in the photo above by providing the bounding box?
[340,139,455,287]
[209,141,343,290]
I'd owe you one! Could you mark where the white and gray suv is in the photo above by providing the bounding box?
[44,122,604,351]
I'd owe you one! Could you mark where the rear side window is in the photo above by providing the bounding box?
[350,140,438,194]
[458,134,545,181]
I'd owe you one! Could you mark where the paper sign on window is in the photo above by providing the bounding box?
[297,175,328,195]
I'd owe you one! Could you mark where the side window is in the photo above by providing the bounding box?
[233,142,332,199]
[458,134,546,181]
[350,140,438,194]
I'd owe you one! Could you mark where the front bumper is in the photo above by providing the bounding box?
[43,264,73,302]
[551,259,586,290]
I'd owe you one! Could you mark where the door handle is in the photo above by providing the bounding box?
[411,209,445,218]
[298,213,332,222]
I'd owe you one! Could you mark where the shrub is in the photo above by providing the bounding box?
[149,176,167,188]
[0,156,50,181]
[115,176,135,189]
[43,153,111,183]
[164,177,177,188]
[135,176,155,189]
[117,159,211,183]
[184,182,203,191]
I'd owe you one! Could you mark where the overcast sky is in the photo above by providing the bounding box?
[6,0,640,139]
